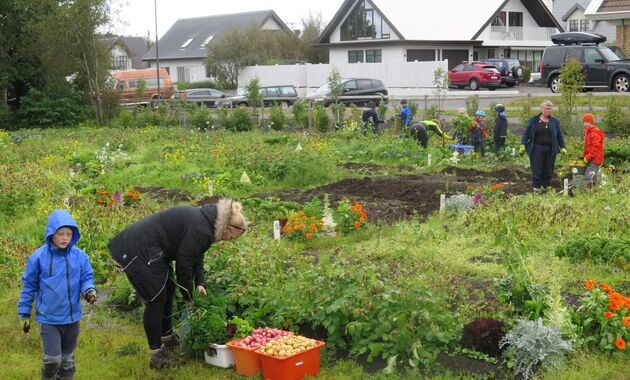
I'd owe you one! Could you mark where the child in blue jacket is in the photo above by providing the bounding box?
[18,210,96,380]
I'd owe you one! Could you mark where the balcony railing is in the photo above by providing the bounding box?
[490,26,556,41]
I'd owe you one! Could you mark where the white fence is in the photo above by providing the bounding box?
[238,61,449,97]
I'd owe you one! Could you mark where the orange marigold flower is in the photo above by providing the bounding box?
[615,338,626,350]
[604,311,615,319]
[609,300,622,311]
[310,223,317,233]
[585,279,596,290]
[623,317,630,329]
[600,283,613,294]
[286,228,294,234]
[353,221,361,229]
[305,233,313,240]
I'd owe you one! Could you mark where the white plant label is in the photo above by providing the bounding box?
[273,220,281,240]
[439,194,445,214]
[427,154,432,166]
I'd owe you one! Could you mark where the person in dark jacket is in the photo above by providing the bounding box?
[108,199,247,368]
[362,101,383,134]
[519,100,567,192]
[493,104,508,151]
[18,210,96,380]
[408,119,451,148]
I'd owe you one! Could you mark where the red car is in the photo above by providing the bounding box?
[448,62,501,91]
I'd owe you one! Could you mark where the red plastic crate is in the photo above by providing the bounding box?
[256,340,325,380]
[226,339,261,377]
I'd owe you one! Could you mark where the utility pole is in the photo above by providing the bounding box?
[154,0,160,103]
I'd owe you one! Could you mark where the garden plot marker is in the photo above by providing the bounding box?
[563,179,569,196]
[439,194,445,214]
[427,154,432,166]
[273,221,281,240]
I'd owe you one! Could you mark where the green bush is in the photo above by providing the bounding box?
[189,106,213,129]
[555,235,630,263]
[268,104,287,131]
[313,103,330,133]
[602,96,629,136]
[0,106,15,130]
[292,100,308,128]
[17,87,88,128]
[604,143,630,167]
[229,108,254,131]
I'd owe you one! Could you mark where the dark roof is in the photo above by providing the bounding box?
[121,37,150,69]
[143,10,290,61]
[472,0,563,39]
[598,0,630,12]
[562,3,586,21]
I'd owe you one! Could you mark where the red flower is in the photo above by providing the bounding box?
[615,338,626,350]
[585,279,595,290]
[604,311,615,319]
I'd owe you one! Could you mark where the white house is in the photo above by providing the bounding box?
[585,0,630,54]
[316,0,563,72]
[552,0,616,40]
[142,10,292,83]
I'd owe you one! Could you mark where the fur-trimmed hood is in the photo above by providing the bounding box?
[213,198,233,242]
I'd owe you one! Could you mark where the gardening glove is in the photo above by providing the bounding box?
[197,285,207,296]
[583,157,589,164]
[19,315,30,333]
[518,144,526,156]
[85,290,97,304]
[560,148,567,155]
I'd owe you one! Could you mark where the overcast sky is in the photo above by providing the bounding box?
[110,0,342,39]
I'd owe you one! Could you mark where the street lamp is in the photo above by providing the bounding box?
[154,0,160,102]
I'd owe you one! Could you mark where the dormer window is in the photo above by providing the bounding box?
[340,0,391,41]
[201,35,214,47]
[180,38,194,48]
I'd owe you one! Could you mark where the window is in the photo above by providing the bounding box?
[201,35,214,47]
[358,79,372,90]
[343,80,358,91]
[584,48,602,64]
[580,19,590,31]
[280,86,296,96]
[111,56,128,71]
[177,66,191,82]
[348,50,364,63]
[407,49,435,61]
[340,0,391,40]
[504,48,511,58]
[365,49,382,63]
[569,20,579,32]
[508,12,523,27]
[265,87,279,97]
[487,49,495,59]
[492,11,506,27]
[566,47,583,62]
[180,38,194,48]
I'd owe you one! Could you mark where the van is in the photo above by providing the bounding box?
[111,68,175,106]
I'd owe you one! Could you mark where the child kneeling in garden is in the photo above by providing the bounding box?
[18,210,97,380]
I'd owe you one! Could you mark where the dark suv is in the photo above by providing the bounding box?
[480,58,523,87]
[223,85,298,108]
[306,78,388,106]
[540,32,630,93]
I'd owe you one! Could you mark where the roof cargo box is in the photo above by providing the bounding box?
[551,32,607,45]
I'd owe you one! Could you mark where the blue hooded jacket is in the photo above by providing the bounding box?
[398,105,411,127]
[18,210,96,325]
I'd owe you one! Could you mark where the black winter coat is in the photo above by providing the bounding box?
[108,205,218,302]
[494,115,508,140]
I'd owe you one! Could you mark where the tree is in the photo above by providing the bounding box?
[206,25,303,88]
[299,12,328,63]
[558,58,584,132]
[328,68,343,126]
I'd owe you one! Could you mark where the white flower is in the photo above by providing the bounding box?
[240,171,251,184]
[295,143,303,152]
[604,206,611,211]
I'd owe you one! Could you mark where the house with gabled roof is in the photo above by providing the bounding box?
[585,0,630,54]
[552,0,615,40]
[100,36,150,71]
[142,10,292,83]
[316,0,563,72]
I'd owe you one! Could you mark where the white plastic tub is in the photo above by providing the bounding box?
[204,344,235,368]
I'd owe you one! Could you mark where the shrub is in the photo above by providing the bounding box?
[312,103,330,133]
[17,88,88,128]
[461,317,505,357]
[465,95,479,117]
[229,108,254,132]
[444,194,474,213]
[602,96,629,136]
[189,105,213,129]
[268,104,287,131]
[281,210,323,242]
[292,100,308,128]
[555,235,630,264]
[217,108,231,129]
[500,319,572,380]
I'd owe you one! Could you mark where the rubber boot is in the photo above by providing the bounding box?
[41,355,61,380]
[161,333,180,350]
[149,348,178,369]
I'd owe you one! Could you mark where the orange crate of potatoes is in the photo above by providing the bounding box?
[256,336,325,380]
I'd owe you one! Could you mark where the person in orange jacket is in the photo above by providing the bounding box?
[581,113,605,188]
